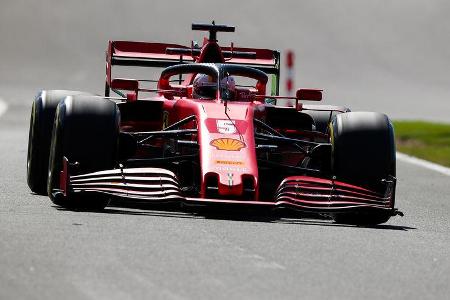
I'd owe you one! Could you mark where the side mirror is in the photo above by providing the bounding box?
[111,79,139,101]
[111,78,139,92]
[296,88,322,101]
[111,78,139,102]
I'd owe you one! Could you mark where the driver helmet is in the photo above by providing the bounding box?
[192,74,217,99]
[192,74,236,100]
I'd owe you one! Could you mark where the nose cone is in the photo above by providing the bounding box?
[199,102,258,200]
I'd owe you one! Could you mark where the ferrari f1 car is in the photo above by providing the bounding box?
[27,23,402,225]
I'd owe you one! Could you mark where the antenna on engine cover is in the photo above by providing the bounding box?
[192,21,235,42]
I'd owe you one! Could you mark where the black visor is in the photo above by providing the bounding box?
[195,86,217,98]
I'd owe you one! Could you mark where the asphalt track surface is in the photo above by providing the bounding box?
[0,1,449,299]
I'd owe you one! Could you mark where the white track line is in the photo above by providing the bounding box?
[397,152,450,176]
[0,98,7,118]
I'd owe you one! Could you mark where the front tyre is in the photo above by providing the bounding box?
[47,95,120,210]
[331,112,396,225]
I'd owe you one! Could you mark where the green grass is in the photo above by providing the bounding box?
[393,120,450,167]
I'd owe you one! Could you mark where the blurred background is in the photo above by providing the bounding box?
[0,0,449,122]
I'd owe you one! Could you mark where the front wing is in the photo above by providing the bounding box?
[57,158,400,216]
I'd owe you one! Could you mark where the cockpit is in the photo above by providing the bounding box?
[158,63,268,101]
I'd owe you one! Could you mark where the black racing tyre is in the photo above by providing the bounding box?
[330,112,396,225]
[27,90,92,195]
[47,95,120,210]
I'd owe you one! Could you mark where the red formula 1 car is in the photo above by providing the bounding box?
[27,23,402,225]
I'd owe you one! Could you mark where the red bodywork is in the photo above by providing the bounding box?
[58,24,398,216]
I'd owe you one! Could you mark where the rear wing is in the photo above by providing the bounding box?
[105,40,281,96]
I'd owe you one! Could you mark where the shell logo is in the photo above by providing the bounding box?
[210,138,246,151]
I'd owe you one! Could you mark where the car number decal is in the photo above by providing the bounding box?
[216,119,236,134]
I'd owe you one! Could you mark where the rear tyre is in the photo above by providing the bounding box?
[331,112,396,225]
[47,95,120,210]
[27,90,92,194]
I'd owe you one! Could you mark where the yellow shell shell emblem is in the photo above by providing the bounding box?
[210,138,246,151]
